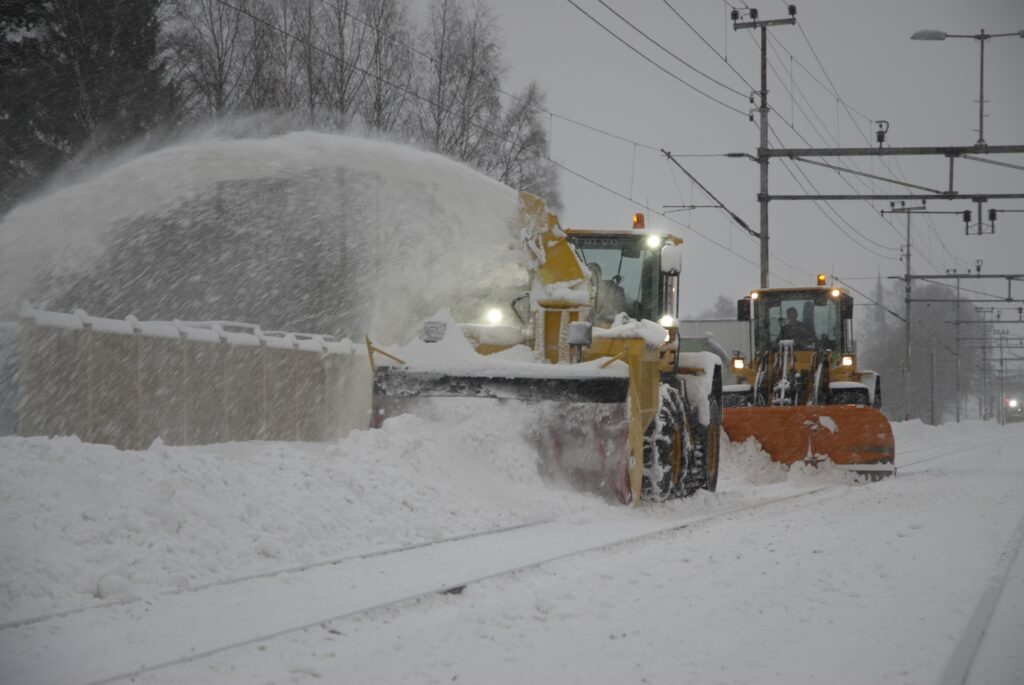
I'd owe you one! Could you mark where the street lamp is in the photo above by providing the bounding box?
[911,28,1024,145]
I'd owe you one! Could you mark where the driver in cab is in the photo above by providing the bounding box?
[590,263,628,325]
[779,306,815,349]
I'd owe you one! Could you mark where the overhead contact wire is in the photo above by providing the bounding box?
[564,0,749,117]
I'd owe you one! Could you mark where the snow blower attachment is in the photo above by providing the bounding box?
[366,193,723,505]
[722,282,896,479]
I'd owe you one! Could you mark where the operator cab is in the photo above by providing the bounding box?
[566,227,683,328]
[738,286,854,355]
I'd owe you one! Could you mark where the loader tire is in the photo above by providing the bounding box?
[642,387,683,502]
[695,397,721,492]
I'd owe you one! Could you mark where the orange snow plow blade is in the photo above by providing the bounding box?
[722,406,895,478]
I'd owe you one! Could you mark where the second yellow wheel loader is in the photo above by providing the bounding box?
[722,279,895,478]
[367,193,723,505]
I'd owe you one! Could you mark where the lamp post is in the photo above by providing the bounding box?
[911,28,1024,146]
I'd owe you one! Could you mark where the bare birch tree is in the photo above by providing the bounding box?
[261,0,302,111]
[241,0,277,111]
[416,0,502,160]
[485,82,561,210]
[167,0,249,116]
[358,0,414,133]
[322,0,369,126]
[294,0,328,124]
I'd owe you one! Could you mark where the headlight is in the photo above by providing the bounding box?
[750,291,759,300]
[732,358,745,370]
[1010,398,1019,409]
[646,234,662,249]
[841,355,854,367]
[831,288,841,298]
[485,308,503,324]
[658,314,675,328]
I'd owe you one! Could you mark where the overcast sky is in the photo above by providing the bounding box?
[487,0,1024,317]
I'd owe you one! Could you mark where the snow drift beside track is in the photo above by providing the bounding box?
[0,402,601,625]
[0,404,860,627]
[0,132,526,343]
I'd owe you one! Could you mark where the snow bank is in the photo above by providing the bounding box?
[0,404,885,626]
[3,415,1023,683]
[0,401,620,625]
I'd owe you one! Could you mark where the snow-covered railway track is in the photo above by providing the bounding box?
[0,485,845,685]
[0,519,549,632]
[897,428,1024,471]
[6,430,1020,685]
[941,510,1024,685]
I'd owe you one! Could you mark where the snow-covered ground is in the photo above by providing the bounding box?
[2,414,1023,684]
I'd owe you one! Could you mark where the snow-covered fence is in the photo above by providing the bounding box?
[18,305,369,449]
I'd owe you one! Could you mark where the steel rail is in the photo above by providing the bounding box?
[0,519,551,632]
[78,486,846,685]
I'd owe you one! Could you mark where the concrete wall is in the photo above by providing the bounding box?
[17,308,370,450]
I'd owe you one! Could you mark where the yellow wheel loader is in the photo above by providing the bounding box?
[721,278,895,478]
[366,193,723,505]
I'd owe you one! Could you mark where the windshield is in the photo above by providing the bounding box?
[569,235,660,324]
[753,291,842,353]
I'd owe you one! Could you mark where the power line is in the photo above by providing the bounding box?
[595,0,749,98]
[211,0,796,289]
[919,278,1017,301]
[664,2,907,275]
[834,276,975,364]
[295,0,787,271]
[796,23,841,104]
[553,157,798,284]
[661,159,814,282]
[738,28,928,265]
[757,33,953,270]
[319,0,677,154]
[763,26,959,272]
[214,0,521,145]
[962,155,1024,173]
[661,2,911,271]
[762,10,880,141]
[659,0,756,92]
[769,127,901,256]
[774,157,900,260]
[662,149,757,236]
[563,0,749,116]
[833,276,904,322]
[781,25,918,196]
